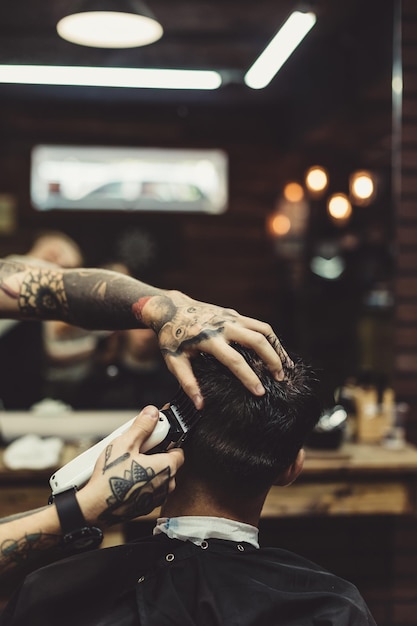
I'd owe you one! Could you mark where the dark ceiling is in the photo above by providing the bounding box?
[0,0,394,172]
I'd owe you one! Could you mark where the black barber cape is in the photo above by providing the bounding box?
[1,533,376,626]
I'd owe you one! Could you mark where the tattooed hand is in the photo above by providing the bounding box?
[133,290,292,409]
[77,406,184,527]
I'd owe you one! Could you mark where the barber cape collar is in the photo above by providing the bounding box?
[153,516,259,548]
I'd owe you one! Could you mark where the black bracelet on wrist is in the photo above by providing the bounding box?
[51,487,103,551]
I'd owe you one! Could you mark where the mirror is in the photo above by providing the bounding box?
[0,0,395,412]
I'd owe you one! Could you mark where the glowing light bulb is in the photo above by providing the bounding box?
[268,213,291,237]
[305,166,328,195]
[283,182,304,203]
[350,171,376,205]
[327,193,352,221]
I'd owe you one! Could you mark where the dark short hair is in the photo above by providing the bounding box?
[183,343,321,498]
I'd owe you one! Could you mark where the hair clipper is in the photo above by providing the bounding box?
[49,388,200,496]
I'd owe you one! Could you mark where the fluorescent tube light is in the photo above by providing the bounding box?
[244,11,317,90]
[0,65,222,90]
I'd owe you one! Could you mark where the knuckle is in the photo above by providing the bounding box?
[227,351,244,370]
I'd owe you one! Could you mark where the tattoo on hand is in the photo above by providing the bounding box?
[134,294,238,356]
[102,445,130,474]
[98,460,171,525]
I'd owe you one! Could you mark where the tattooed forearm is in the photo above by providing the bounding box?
[0,506,62,576]
[62,270,161,330]
[97,461,171,525]
[0,258,162,328]
[0,532,60,576]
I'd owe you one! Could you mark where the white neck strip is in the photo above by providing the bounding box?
[153,516,259,548]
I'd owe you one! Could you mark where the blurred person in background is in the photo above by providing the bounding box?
[0,231,83,409]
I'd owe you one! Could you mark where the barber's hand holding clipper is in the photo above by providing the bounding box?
[77,406,184,529]
[0,408,184,578]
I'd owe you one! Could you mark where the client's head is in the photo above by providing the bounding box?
[167,343,321,519]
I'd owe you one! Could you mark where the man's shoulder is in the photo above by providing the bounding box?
[245,545,368,600]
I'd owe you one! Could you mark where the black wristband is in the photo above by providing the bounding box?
[52,488,103,551]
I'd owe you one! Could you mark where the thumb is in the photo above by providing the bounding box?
[128,405,160,447]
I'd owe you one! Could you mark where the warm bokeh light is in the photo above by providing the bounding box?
[327,193,352,221]
[349,170,376,205]
[283,182,304,202]
[267,213,291,237]
[305,165,329,195]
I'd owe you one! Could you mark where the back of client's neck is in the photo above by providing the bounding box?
[161,473,265,528]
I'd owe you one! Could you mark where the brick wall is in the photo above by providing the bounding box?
[395,0,417,446]
[386,0,417,624]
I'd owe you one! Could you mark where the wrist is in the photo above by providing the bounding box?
[52,488,103,551]
[76,486,107,528]
[133,290,188,333]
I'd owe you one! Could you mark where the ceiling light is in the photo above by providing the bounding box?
[244,11,317,89]
[0,65,222,90]
[56,0,163,49]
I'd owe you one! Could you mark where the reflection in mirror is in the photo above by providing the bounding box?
[31,145,228,214]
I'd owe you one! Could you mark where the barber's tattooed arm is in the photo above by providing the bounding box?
[0,258,290,407]
[0,462,172,578]
[0,260,161,329]
[0,508,62,579]
[0,408,183,580]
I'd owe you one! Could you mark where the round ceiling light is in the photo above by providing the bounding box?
[57,11,163,48]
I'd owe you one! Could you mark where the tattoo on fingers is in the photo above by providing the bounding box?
[266,333,293,368]
[266,333,280,351]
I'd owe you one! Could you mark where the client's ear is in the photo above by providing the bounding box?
[275,449,305,486]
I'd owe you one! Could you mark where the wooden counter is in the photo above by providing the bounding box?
[263,443,417,517]
[2,442,417,525]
